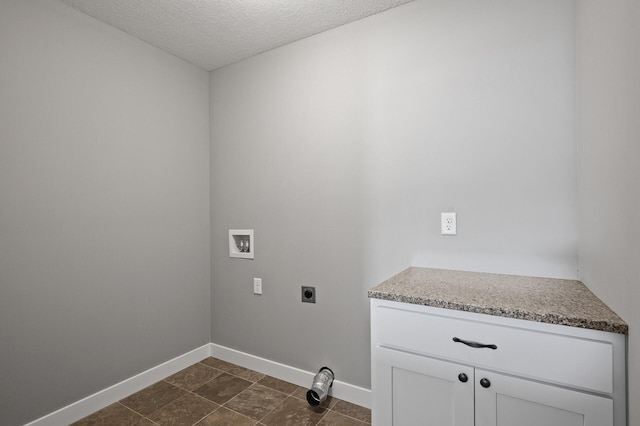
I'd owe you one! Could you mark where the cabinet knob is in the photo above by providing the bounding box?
[480,378,491,388]
[458,373,468,383]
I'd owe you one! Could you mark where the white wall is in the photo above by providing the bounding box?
[0,1,211,425]
[577,1,640,424]
[210,0,577,390]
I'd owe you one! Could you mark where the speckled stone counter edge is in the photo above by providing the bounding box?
[368,267,628,334]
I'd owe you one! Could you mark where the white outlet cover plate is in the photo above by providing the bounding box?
[253,278,262,295]
[441,212,457,235]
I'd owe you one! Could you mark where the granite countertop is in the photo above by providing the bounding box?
[368,267,628,334]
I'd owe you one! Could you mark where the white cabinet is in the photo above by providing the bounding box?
[376,346,474,425]
[475,369,612,426]
[371,299,626,426]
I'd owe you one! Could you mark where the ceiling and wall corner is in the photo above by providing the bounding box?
[60,0,416,71]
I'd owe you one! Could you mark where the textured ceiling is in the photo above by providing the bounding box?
[60,0,415,71]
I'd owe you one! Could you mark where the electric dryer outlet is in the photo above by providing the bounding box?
[301,286,316,303]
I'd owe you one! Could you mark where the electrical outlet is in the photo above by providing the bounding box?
[441,212,457,235]
[301,286,316,303]
[253,278,262,295]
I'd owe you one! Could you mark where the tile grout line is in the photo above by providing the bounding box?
[117,402,159,425]
[221,387,282,425]
[167,363,270,425]
[79,357,370,425]
[190,363,257,424]
[191,361,288,425]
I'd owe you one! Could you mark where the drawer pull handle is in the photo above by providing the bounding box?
[453,337,497,350]
[458,373,468,383]
[480,378,491,388]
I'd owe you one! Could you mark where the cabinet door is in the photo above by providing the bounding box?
[372,347,474,426]
[475,369,613,426]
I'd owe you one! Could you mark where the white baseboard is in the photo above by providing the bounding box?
[25,344,211,426]
[209,343,371,408]
[26,342,371,425]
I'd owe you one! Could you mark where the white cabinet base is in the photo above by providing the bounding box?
[371,299,626,426]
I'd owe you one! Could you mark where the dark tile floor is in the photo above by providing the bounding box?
[72,357,371,425]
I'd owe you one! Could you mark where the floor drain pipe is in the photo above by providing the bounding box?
[306,367,334,407]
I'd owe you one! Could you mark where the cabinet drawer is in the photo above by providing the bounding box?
[373,303,614,394]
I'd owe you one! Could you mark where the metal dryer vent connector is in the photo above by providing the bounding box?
[306,367,334,407]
